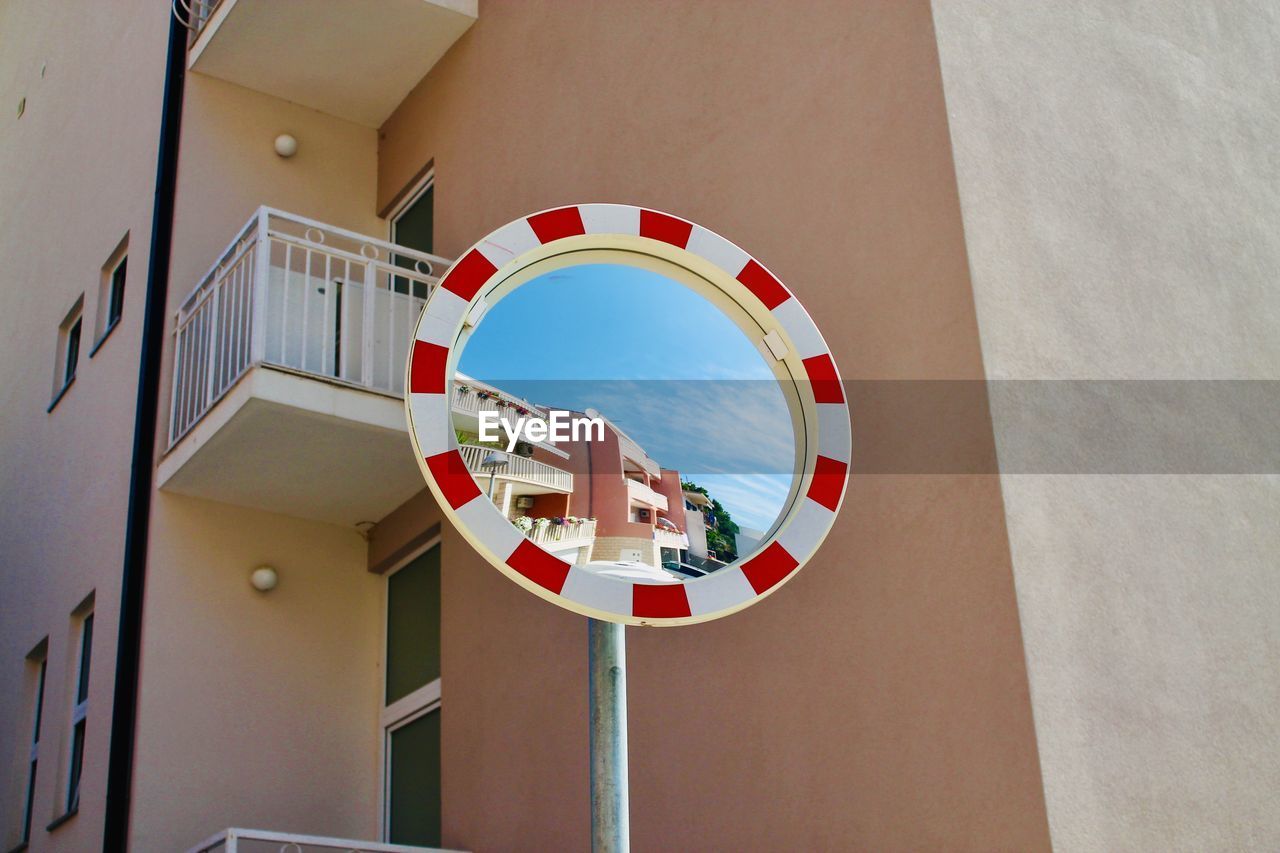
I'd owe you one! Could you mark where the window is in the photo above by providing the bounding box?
[390,177,434,300]
[93,235,128,353]
[65,320,82,386]
[20,641,48,846]
[66,607,93,813]
[382,542,441,847]
[50,296,84,409]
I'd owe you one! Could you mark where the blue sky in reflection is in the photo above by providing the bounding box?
[458,264,795,531]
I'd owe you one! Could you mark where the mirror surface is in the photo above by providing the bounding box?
[450,263,797,583]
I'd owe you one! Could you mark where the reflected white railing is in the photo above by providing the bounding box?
[187,827,458,853]
[654,527,688,550]
[168,207,451,447]
[458,445,574,493]
[529,518,597,548]
[625,478,669,512]
[451,377,570,459]
[451,377,550,421]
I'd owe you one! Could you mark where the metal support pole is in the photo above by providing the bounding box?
[589,618,629,853]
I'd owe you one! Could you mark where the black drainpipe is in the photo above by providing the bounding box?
[102,5,188,850]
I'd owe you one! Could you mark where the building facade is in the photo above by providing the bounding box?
[0,2,1276,851]
[453,376,696,573]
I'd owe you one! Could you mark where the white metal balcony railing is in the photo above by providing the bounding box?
[180,0,221,37]
[654,527,689,550]
[528,518,597,549]
[458,445,573,493]
[168,207,451,447]
[451,378,550,422]
[626,478,669,512]
[187,827,456,853]
[451,379,570,459]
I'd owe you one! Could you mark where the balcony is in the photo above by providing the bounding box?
[185,0,478,127]
[451,377,569,459]
[458,445,573,494]
[626,478,669,512]
[452,377,549,423]
[158,208,453,526]
[528,518,597,556]
[654,527,689,551]
[188,826,458,852]
[617,429,661,478]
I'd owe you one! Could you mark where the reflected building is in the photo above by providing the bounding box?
[682,489,712,562]
[451,375,595,564]
[453,377,697,574]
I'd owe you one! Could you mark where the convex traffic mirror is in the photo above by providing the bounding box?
[407,205,849,625]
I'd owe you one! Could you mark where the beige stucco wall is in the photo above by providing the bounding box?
[932,2,1280,849]
[0,2,168,849]
[375,1,1050,849]
[166,71,386,294]
[130,39,391,853]
[131,495,380,851]
[2,1,393,849]
[587,536,660,568]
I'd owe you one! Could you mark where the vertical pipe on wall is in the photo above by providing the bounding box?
[102,4,188,850]
[589,618,630,852]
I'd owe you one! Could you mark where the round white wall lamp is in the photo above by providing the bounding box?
[273,133,298,158]
[250,565,279,592]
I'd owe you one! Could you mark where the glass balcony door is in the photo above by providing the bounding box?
[382,542,442,846]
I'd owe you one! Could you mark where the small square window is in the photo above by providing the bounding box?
[92,234,128,354]
[50,296,84,409]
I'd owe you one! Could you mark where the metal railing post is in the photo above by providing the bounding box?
[250,208,268,366]
[167,315,183,446]
[204,281,220,410]
[362,255,376,387]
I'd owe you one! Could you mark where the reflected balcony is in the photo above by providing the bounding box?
[626,478,669,512]
[528,518,597,555]
[617,430,660,478]
[451,377,569,459]
[654,526,689,551]
[458,444,573,494]
[158,207,453,526]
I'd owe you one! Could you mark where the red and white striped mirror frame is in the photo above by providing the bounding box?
[405,204,850,626]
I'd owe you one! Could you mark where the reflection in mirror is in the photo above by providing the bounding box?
[451,263,796,583]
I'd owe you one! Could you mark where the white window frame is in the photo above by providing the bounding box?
[92,234,129,353]
[66,606,93,813]
[50,295,85,406]
[387,168,434,245]
[378,535,442,843]
[21,641,48,844]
